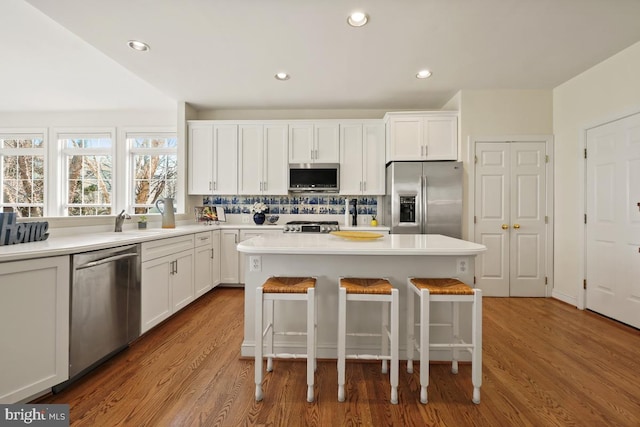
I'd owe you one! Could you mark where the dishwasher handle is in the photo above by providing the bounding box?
[76,252,138,270]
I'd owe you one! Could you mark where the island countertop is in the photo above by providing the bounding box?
[237,233,486,256]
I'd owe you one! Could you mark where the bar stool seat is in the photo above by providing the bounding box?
[338,277,399,404]
[407,277,482,404]
[255,276,317,402]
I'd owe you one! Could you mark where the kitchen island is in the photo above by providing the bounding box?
[237,233,486,360]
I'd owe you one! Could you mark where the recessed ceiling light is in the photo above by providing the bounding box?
[275,72,290,81]
[347,11,369,27]
[416,69,432,79]
[127,40,150,52]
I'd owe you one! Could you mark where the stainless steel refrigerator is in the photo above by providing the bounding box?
[384,161,462,238]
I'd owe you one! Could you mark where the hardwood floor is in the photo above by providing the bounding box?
[38,288,640,426]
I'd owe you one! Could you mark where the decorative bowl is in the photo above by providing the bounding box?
[267,215,279,224]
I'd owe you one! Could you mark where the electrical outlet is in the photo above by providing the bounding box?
[242,215,250,223]
[456,258,467,275]
[250,256,261,272]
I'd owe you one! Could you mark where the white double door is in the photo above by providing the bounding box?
[586,113,640,328]
[474,141,548,297]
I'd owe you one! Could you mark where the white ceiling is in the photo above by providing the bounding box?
[5,0,640,112]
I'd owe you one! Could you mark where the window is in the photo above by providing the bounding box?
[59,131,114,216]
[0,131,46,218]
[127,133,178,214]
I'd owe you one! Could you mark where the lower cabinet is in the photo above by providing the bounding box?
[0,256,70,404]
[194,230,221,297]
[220,229,240,284]
[141,235,195,334]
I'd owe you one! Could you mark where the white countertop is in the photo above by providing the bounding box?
[237,233,486,256]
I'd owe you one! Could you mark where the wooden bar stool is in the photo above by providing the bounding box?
[406,277,482,404]
[255,276,317,402]
[337,277,399,404]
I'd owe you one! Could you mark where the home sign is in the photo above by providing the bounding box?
[0,213,49,245]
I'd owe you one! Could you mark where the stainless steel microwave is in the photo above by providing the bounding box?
[288,163,340,192]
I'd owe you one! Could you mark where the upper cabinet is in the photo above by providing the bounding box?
[188,122,238,195]
[289,122,340,163]
[340,122,385,195]
[385,112,458,161]
[238,124,288,195]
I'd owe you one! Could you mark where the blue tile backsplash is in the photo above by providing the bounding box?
[203,195,378,216]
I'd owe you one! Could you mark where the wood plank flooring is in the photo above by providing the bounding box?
[38,288,640,426]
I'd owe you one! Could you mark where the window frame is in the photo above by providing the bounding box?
[0,128,48,217]
[56,127,116,217]
[123,128,179,215]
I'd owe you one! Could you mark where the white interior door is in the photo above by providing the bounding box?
[475,141,547,297]
[586,113,640,328]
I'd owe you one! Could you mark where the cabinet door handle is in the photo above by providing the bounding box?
[209,181,212,191]
[424,145,428,156]
[259,182,262,191]
[263,181,267,192]
[363,181,366,192]
[210,248,214,259]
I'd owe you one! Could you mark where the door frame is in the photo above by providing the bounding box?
[467,135,555,296]
[580,108,640,310]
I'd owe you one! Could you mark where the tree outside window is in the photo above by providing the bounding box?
[128,135,178,215]
[61,134,113,216]
[0,134,45,217]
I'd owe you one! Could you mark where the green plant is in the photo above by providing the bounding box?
[138,215,147,223]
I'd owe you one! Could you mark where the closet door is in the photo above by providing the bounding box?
[586,113,640,328]
[475,141,547,297]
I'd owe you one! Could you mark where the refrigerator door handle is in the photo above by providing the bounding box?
[422,175,429,234]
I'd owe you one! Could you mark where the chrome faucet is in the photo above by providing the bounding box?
[114,210,131,232]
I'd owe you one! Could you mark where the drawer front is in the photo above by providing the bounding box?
[142,235,195,262]
[194,231,213,248]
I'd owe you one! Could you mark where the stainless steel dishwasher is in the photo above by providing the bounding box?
[54,244,140,392]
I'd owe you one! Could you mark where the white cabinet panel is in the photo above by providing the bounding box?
[188,122,238,195]
[386,112,457,161]
[0,256,70,404]
[221,229,239,283]
[239,124,288,195]
[194,230,221,297]
[289,122,339,163]
[340,122,385,195]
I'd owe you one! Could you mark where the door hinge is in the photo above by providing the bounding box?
[474,215,477,224]
[545,155,549,163]
[473,276,476,285]
[584,148,587,159]
[583,279,587,289]
[545,276,548,285]
[584,214,587,224]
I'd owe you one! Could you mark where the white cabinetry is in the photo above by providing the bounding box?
[340,122,385,195]
[385,112,458,161]
[141,235,195,333]
[238,124,288,195]
[0,256,69,403]
[220,229,240,284]
[289,122,340,163]
[194,230,221,298]
[188,122,238,194]
[238,229,282,283]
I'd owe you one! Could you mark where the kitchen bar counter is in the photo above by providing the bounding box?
[238,233,486,360]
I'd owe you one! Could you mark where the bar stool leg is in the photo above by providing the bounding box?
[266,298,274,372]
[419,288,430,404]
[407,284,415,374]
[381,298,389,374]
[472,290,483,404]
[337,287,347,402]
[390,288,399,404]
[452,301,460,374]
[307,288,315,403]
[255,287,264,401]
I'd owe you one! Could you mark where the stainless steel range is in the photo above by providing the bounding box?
[283,220,340,233]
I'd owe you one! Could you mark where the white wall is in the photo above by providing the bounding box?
[458,90,553,238]
[552,40,640,305]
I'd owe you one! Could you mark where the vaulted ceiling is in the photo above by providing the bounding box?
[4,0,640,112]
